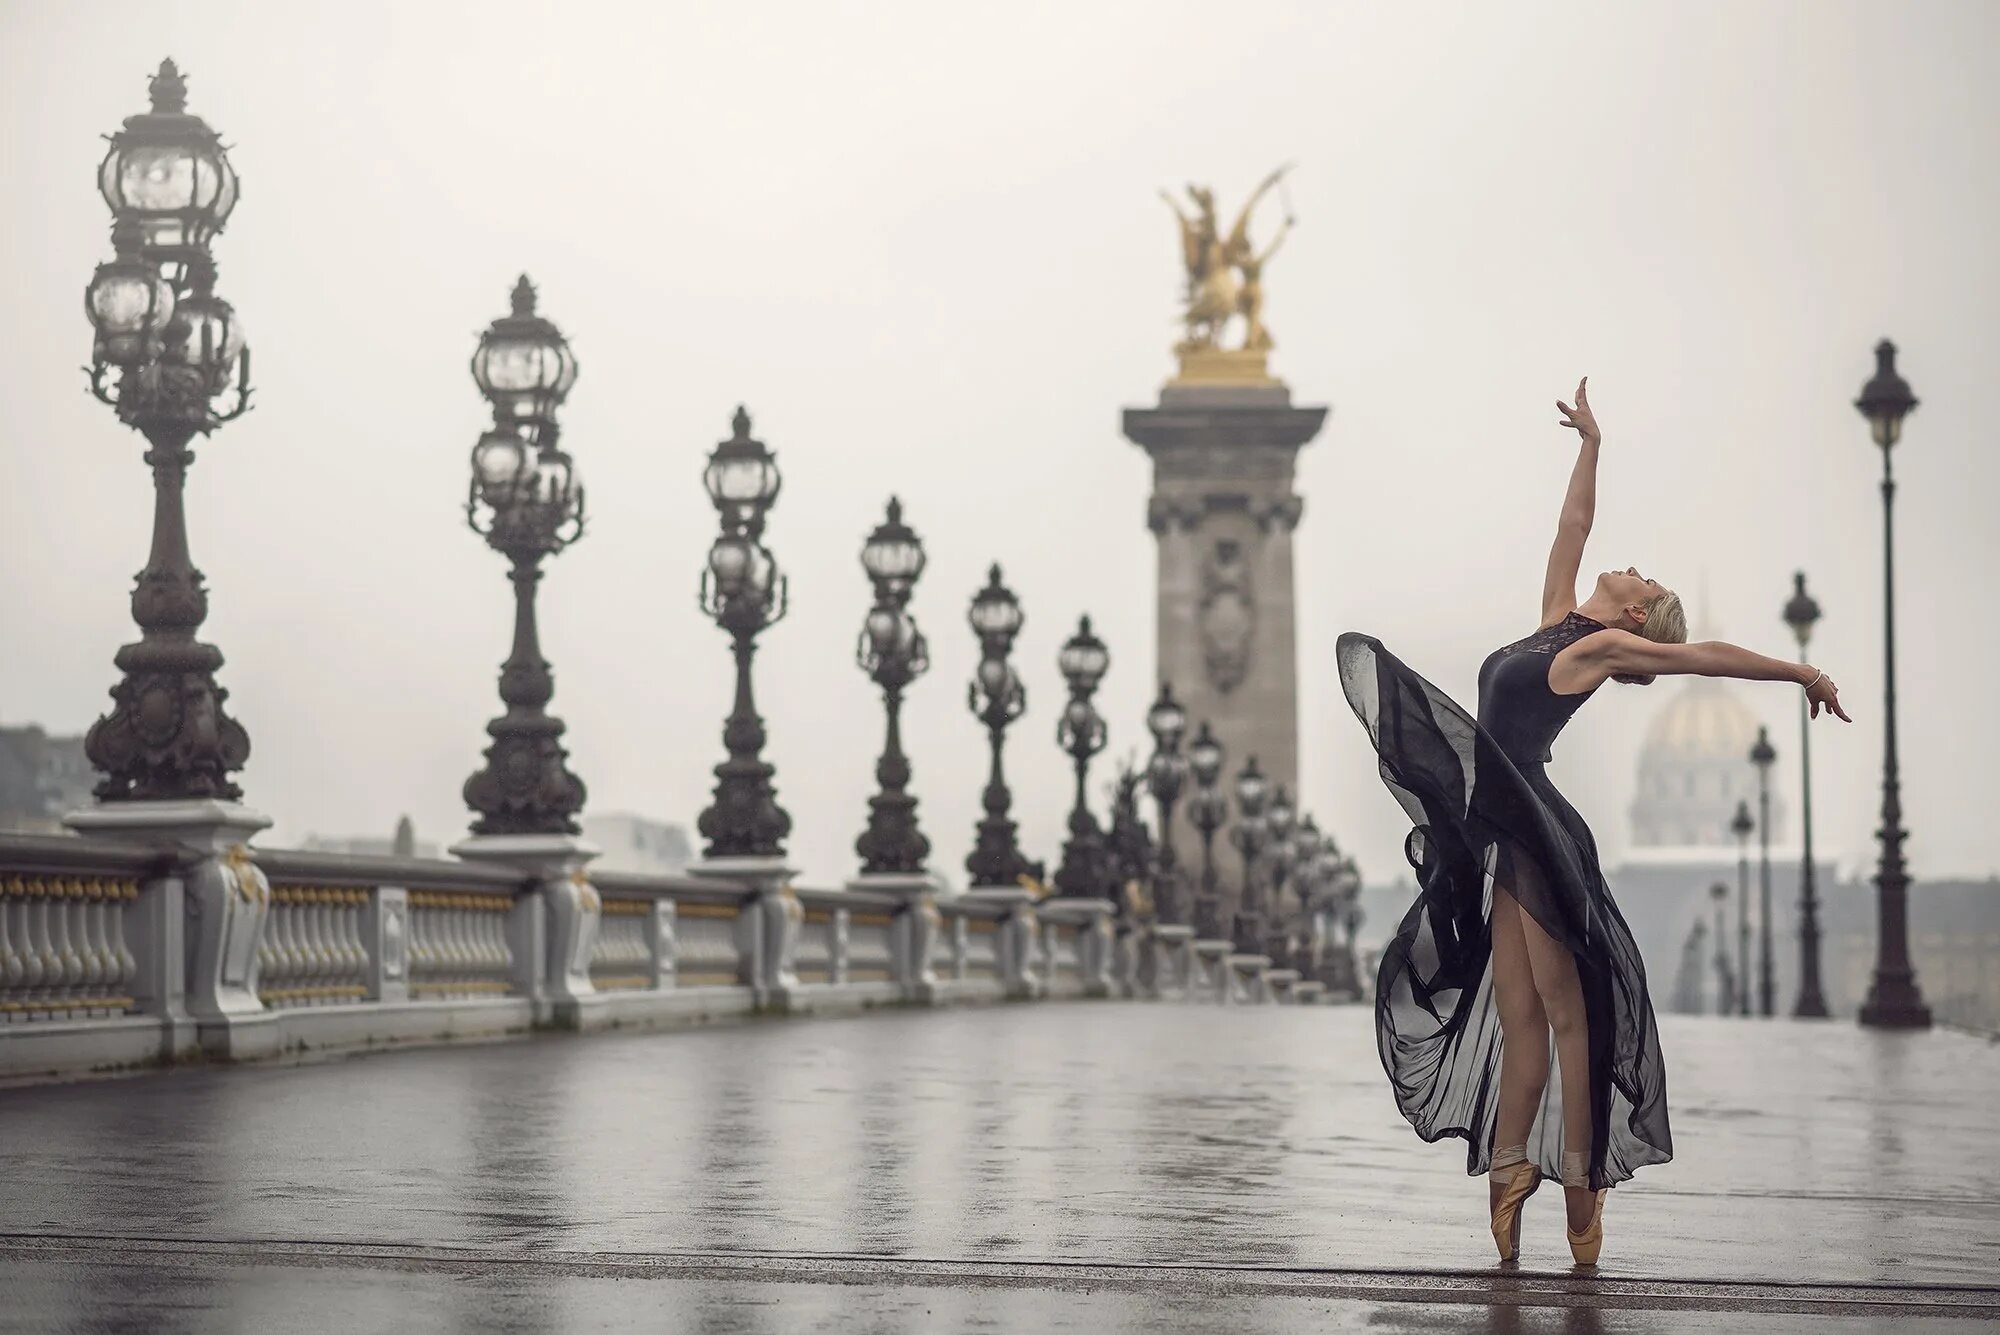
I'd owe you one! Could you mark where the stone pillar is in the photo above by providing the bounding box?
[1123,382,1326,931]
[690,855,799,1012]
[67,798,277,1060]
[453,832,602,1029]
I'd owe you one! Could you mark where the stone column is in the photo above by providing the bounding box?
[453,832,602,1029]
[1123,382,1326,932]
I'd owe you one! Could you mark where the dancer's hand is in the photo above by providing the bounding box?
[1805,670,1851,722]
[1557,377,1600,447]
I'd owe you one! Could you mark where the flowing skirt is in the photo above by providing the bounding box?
[1336,632,1672,1190]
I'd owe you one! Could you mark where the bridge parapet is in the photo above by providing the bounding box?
[2,834,1327,1083]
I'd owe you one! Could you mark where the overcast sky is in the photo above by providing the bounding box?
[2,1,1995,893]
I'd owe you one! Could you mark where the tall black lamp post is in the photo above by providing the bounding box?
[1229,757,1270,954]
[1143,683,1191,926]
[1854,341,1932,1030]
[1052,617,1111,897]
[1281,816,1323,968]
[1186,723,1227,940]
[1709,881,1733,1015]
[966,565,1038,887]
[1261,787,1297,960]
[855,499,931,874]
[696,408,790,859]
[81,60,256,803]
[1730,799,1754,1018]
[462,277,587,835]
[1749,726,1777,1017]
[1783,572,1830,1017]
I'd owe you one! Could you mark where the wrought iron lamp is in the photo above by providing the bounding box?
[1749,725,1777,1017]
[855,498,932,874]
[1185,722,1227,939]
[966,565,1039,886]
[462,277,587,835]
[1854,341,1932,1029]
[1143,682,1191,926]
[1229,756,1270,953]
[696,408,791,858]
[1782,572,1830,1017]
[1052,616,1111,897]
[81,60,255,803]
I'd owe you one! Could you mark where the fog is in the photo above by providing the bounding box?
[2,0,1995,889]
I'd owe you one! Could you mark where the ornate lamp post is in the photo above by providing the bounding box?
[80,60,255,805]
[1854,340,1932,1029]
[1229,756,1270,954]
[696,408,791,859]
[1730,799,1754,1018]
[1143,682,1191,926]
[1749,726,1777,1017]
[1783,572,1830,1017]
[1185,723,1228,940]
[966,566,1038,887]
[1338,855,1365,998]
[855,499,931,874]
[1279,815,1323,968]
[1709,881,1734,1015]
[1261,787,1297,961]
[1052,616,1112,897]
[461,278,587,836]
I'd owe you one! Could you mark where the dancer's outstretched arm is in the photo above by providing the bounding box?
[1542,378,1599,627]
[1587,634,1853,721]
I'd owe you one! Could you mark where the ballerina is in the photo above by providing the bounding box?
[1335,377,1850,1266]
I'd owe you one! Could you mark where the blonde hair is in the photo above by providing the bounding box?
[1614,589,1687,686]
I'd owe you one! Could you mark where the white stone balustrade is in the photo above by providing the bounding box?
[1,832,1330,1081]
[1,873,140,1022]
[257,885,370,1009]
[407,890,517,1000]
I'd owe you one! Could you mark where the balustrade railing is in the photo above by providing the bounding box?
[1,872,140,1022]
[591,898,655,991]
[259,885,369,1009]
[408,891,517,999]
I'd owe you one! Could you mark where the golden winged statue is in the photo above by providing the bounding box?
[1159,163,1295,384]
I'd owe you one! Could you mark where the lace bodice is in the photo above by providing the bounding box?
[1475,611,1609,765]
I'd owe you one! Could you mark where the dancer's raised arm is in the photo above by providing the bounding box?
[1541,377,1599,627]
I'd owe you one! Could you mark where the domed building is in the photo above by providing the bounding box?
[1629,676,1784,849]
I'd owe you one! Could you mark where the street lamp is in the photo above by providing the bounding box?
[1230,756,1270,954]
[462,277,587,835]
[696,407,791,859]
[1052,616,1111,897]
[1749,726,1776,1017]
[1144,682,1191,926]
[1854,340,1933,1030]
[1709,881,1733,1015]
[1261,787,1298,960]
[966,565,1038,887]
[1729,799,1754,1017]
[1186,722,1227,940]
[855,498,931,874]
[1783,572,1830,1017]
[81,60,255,803]
[1281,815,1323,967]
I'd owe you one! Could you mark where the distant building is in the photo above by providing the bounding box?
[0,724,92,834]
[301,815,441,860]
[581,813,692,876]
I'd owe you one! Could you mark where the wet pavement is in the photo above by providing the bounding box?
[1,1004,1995,1330]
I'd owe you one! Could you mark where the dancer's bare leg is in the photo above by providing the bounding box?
[1489,884,1548,1216]
[1515,889,1598,1230]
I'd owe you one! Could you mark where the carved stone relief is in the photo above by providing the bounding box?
[1199,538,1256,694]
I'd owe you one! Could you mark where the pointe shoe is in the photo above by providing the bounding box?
[1566,1188,1607,1265]
[1489,1159,1542,1262]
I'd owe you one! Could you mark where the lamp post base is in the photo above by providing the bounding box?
[1859,983,1932,1030]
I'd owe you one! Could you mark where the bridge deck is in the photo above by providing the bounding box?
[1,1006,1995,1330]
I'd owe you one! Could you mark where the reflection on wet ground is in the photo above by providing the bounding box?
[1,1004,1995,1329]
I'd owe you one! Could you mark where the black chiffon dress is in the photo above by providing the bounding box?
[1336,611,1671,1190]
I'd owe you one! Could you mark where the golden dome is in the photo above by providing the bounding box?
[1642,677,1760,762]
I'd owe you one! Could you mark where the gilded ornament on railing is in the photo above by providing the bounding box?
[1159,164,1295,386]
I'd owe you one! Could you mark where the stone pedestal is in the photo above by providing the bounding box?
[1226,951,1273,1004]
[1266,966,1301,1003]
[1036,896,1117,997]
[1150,923,1195,999]
[1193,937,1234,1004]
[848,872,944,1005]
[1123,382,1326,930]
[67,799,276,1060]
[454,832,601,1029]
[959,886,1041,998]
[688,855,799,1011]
